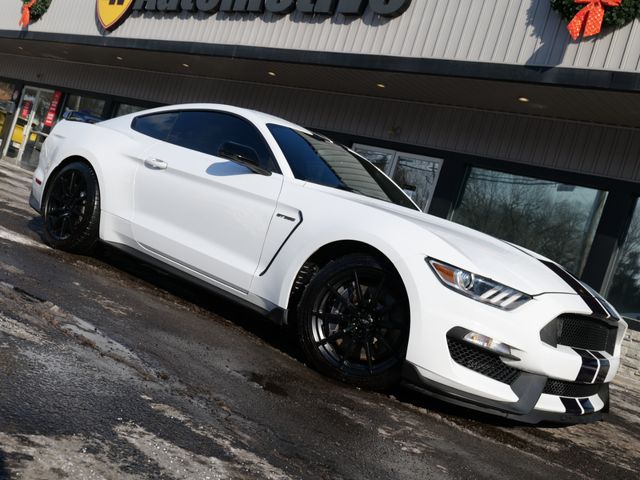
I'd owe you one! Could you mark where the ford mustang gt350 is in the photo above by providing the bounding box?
[30,104,627,424]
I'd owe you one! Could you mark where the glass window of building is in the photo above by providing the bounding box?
[606,200,640,319]
[116,103,146,117]
[63,95,105,120]
[353,144,396,174]
[451,168,607,276]
[0,81,17,151]
[352,144,443,212]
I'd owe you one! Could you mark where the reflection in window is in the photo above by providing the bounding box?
[64,95,105,119]
[606,201,640,318]
[352,145,395,174]
[132,112,179,141]
[391,155,441,212]
[116,103,146,117]
[353,144,443,212]
[452,168,607,275]
[0,81,16,150]
[269,125,416,209]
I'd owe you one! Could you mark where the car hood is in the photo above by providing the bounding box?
[348,195,578,296]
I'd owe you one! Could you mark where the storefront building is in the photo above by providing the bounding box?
[0,0,639,323]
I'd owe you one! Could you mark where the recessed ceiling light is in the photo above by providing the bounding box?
[518,97,530,103]
[182,63,190,68]
[377,83,386,89]
[116,56,124,61]
[268,71,277,77]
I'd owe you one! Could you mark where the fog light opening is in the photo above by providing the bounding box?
[463,332,512,357]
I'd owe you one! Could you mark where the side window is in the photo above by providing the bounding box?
[167,111,276,172]
[131,112,179,141]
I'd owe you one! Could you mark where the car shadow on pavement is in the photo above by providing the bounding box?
[49,242,568,430]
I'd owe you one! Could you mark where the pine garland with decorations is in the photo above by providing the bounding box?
[20,0,52,25]
[550,0,640,29]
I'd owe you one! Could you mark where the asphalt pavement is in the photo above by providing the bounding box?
[0,159,638,479]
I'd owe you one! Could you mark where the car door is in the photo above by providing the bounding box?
[131,110,284,294]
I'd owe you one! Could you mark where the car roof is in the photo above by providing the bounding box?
[136,103,311,133]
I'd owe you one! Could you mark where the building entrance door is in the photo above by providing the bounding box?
[3,87,59,171]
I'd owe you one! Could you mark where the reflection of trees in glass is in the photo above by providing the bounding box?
[608,207,640,315]
[453,170,603,274]
[392,158,440,211]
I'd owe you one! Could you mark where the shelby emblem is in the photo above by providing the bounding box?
[97,0,135,31]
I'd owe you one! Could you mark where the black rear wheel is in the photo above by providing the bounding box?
[42,161,100,254]
[297,254,409,390]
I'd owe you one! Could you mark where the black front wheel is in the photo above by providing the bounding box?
[42,161,100,254]
[297,254,410,390]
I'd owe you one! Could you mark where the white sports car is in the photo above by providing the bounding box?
[30,104,627,424]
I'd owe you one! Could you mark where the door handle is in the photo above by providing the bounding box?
[144,158,168,170]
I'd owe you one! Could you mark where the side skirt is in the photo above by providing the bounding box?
[102,240,288,325]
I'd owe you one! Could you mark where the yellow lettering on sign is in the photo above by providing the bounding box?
[97,0,134,31]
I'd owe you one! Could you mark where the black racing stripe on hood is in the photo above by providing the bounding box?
[539,260,610,318]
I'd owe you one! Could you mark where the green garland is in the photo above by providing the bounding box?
[22,0,53,23]
[550,0,640,28]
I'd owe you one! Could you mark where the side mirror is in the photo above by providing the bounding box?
[217,141,271,176]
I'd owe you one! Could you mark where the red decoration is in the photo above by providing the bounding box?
[44,91,62,128]
[20,100,33,119]
[567,0,622,39]
[19,0,37,27]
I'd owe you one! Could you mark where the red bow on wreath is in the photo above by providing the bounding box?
[19,0,37,28]
[567,0,622,40]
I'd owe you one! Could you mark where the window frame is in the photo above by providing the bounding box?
[131,108,281,174]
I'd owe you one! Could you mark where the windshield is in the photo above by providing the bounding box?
[268,124,418,210]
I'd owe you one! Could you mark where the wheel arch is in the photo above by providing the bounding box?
[286,239,411,324]
[43,155,102,201]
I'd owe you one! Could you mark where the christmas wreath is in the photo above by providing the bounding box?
[19,0,53,27]
[550,0,640,39]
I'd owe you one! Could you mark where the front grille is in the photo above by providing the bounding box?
[447,337,521,385]
[556,315,617,354]
[543,379,605,398]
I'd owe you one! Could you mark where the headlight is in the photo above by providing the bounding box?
[427,258,532,311]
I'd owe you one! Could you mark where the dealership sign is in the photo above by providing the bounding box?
[97,0,412,31]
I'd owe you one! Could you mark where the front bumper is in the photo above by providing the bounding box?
[403,362,608,424]
[402,262,625,424]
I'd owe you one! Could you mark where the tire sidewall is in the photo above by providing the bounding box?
[297,254,409,390]
[42,162,100,252]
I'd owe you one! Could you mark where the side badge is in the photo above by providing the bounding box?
[96,0,134,31]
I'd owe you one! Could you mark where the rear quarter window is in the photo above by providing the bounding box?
[131,112,179,141]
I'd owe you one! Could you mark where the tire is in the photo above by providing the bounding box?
[297,253,410,390]
[42,161,100,254]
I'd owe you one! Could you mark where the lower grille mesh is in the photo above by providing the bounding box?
[447,337,521,385]
[543,379,604,398]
